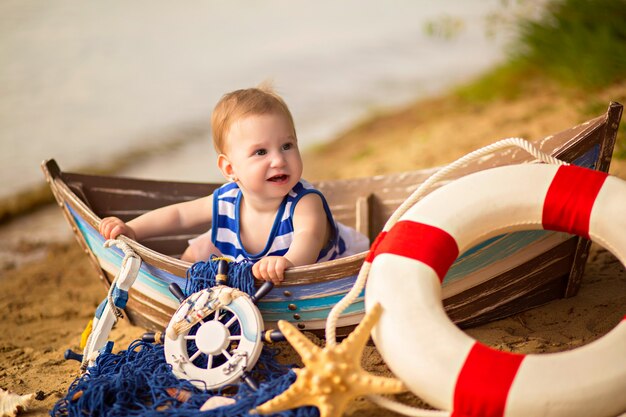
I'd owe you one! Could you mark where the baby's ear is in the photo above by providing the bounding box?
[217,154,234,180]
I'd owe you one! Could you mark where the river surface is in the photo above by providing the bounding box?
[0,0,511,205]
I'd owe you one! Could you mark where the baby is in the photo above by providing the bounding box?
[100,86,368,283]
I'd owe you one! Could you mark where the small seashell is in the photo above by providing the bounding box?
[165,387,192,402]
[218,291,233,306]
[0,388,35,417]
[200,395,236,411]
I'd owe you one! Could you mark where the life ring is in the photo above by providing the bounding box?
[365,164,626,417]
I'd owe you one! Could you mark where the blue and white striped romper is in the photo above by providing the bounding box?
[211,180,347,263]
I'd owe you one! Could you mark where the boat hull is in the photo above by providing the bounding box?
[42,103,622,336]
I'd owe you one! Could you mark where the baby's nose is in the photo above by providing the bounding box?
[270,153,286,167]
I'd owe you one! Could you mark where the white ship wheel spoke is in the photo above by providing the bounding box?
[189,350,202,363]
[224,315,238,328]
[222,350,232,360]
[229,335,241,341]
[183,334,196,340]
[206,354,214,370]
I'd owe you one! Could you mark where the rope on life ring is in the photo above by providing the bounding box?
[365,163,626,417]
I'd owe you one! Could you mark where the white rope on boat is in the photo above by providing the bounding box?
[80,239,140,371]
[103,239,139,320]
[384,137,568,231]
[323,138,568,416]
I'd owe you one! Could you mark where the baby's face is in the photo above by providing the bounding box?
[225,113,302,201]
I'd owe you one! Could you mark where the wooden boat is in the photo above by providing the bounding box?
[42,102,622,337]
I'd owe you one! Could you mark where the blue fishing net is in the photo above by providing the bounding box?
[52,259,318,417]
[52,341,317,416]
[185,258,256,296]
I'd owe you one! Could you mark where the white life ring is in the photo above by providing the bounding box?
[365,164,626,417]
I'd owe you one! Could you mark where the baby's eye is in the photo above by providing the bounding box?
[281,143,293,151]
[254,149,267,156]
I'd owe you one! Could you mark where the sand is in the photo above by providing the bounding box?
[1,83,625,416]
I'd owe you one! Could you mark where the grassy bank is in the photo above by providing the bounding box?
[304,78,626,181]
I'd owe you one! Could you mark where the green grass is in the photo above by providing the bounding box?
[456,0,626,101]
[454,0,626,158]
[454,62,545,103]
[512,0,626,89]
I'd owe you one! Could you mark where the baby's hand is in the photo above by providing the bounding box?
[252,256,294,284]
[99,217,136,240]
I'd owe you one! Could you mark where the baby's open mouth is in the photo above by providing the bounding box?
[268,174,289,182]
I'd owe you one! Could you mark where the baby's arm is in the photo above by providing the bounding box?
[252,193,331,283]
[99,194,214,241]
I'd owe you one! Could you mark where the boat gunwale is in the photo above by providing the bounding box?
[42,160,369,285]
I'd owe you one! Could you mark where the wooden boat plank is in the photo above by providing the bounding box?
[261,301,365,323]
[447,238,577,327]
[260,293,365,312]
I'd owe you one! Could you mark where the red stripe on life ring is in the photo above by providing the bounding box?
[365,231,388,263]
[367,221,458,282]
[452,343,525,417]
[542,165,607,239]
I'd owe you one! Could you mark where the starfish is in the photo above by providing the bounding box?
[254,303,406,417]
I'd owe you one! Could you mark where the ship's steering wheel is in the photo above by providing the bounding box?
[159,260,282,390]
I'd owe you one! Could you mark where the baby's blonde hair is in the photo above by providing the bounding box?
[211,84,297,154]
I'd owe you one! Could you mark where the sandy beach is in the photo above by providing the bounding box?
[1,83,625,416]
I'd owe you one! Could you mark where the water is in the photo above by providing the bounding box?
[0,0,510,204]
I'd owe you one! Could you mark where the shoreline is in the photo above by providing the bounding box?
[0,125,211,226]
[1,82,625,416]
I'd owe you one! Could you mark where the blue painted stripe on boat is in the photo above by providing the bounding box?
[573,143,599,169]
[263,275,359,301]
[77,224,181,297]
[454,233,506,259]
[258,291,364,312]
[443,230,558,285]
[260,300,364,321]
[68,206,186,295]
